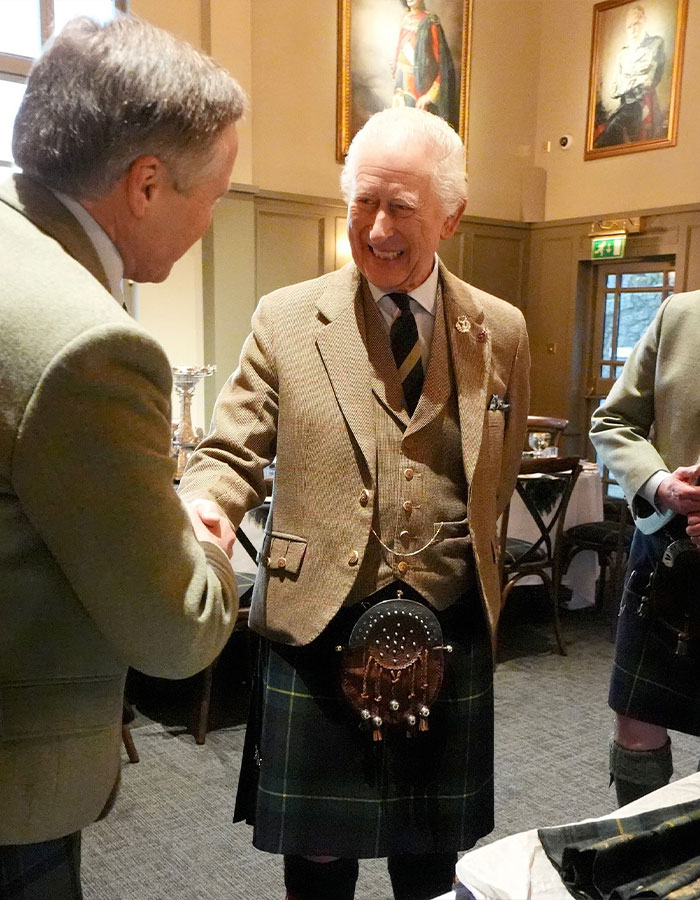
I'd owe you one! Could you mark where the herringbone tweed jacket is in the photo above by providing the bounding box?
[181,261,529,645]
[0,174,237,844]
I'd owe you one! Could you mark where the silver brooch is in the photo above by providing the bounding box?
[455,315,471,333]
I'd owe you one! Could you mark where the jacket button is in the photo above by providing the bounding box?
[263,556,270,566]
[397,560,408,575]
[399,530,410,546]
[277,557,287,569]
[348,550,359,566]
[359,490,369,506]
[403,500,413,513]
[404,468,414,481]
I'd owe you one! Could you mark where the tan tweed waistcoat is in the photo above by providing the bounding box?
[344,283,473,609]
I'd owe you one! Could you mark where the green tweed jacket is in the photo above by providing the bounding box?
[180,261,530,646]
[0,175,238,844]
[591,291,700,521]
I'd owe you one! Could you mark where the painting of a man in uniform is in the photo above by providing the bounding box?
[586,0,686,159]
[338,0,468,158]
[392,0,458,131]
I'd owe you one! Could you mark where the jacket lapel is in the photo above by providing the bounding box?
[0,174,110,292]
[405,279,451,436]
[315,265,377,478]
[441,264,491,487]
[362,287,410,427]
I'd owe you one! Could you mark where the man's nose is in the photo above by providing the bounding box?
[369,209,394,241]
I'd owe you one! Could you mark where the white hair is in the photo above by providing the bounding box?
[340,107,467,217]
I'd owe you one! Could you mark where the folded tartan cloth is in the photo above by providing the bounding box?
[538,800,700,899]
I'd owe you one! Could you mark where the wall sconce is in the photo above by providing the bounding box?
[335,218,352,269]
[588,217,643,260]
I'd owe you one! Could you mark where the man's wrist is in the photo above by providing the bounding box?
[639,470,671,512]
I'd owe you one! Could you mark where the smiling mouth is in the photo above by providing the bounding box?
[369,246,404,261]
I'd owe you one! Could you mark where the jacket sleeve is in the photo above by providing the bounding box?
[590,298,668,507]
[12,322,238,679]
[179,295,279,523]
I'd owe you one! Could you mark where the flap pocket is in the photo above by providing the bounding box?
[260,532,307,575]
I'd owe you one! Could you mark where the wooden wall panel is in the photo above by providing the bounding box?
[255,210,325,299]
[470,233,527,308]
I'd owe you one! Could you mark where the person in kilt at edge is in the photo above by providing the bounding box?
[181,106,530,900]
[591,292,700,807]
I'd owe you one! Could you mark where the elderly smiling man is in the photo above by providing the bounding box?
[182,107,530,900]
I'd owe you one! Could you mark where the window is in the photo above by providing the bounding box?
[587,258,676,497]
[0,0,126,168]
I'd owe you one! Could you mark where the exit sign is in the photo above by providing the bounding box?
[591,235,626,259]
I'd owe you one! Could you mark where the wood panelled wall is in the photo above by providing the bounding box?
[204,188,700,455]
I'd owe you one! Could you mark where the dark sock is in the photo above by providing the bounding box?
[609,738,673,807]
[388,852,457,900]
[283,855,359,900]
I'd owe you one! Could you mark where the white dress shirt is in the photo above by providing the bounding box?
[367,255,439,371]
[53,190,126,307]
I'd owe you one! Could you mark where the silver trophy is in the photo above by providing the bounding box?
[171,365,216,478]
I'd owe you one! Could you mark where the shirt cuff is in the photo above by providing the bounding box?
[639,470,671,511]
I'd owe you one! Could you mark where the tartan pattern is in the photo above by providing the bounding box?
[609,529,700,735]
[0,833,82,899]
[235,592,494,858]
[538,799,700,900]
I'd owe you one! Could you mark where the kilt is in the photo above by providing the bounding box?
[609,520,700,735]
[234,583,494,858]
[0,833,82,900]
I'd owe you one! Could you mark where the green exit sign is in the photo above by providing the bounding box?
[591,235,626,259]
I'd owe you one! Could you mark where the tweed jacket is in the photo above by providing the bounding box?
[591,292,700,520]
[181,262,529,645]
[0,175,238,844]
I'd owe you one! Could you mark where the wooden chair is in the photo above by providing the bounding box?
[561,496,634,617]
[525,415,569,452]
[499,456,582,655]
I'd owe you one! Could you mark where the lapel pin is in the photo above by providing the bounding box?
[477,328,489,343]
[455,315,471,333]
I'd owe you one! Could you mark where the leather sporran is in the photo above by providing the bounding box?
[339,595,451,740]
[630,521,700,656]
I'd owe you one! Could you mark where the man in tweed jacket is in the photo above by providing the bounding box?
[591,293,700,808]
[0,16,246,898]
[182,107,530,900]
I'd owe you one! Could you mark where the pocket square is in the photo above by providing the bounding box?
[487,394,510,412]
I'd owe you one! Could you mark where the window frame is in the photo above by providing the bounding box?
[0,0,127,166]
[586,256,676,498]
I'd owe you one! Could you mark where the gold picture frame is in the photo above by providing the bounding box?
[585,0,687,160]
[336,0,472,161]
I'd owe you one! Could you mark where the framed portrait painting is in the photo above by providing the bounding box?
[585,0,687,160]
[336,0,472,161]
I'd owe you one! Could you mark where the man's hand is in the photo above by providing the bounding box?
[185,499,236,558]
[655,466,700,547]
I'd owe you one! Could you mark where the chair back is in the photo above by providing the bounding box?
[525,415,569,451]
[499,455,582,654]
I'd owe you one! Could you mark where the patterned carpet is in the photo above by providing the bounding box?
[81,594,700,899]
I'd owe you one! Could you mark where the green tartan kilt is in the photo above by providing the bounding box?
[234,589,494,858]
[610,524,700,735]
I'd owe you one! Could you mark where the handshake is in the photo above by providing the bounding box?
[185,498,237,557]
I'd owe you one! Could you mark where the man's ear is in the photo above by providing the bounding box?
[124,155,164,218]
[440,199,466,240]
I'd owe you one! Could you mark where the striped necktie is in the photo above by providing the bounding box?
[388,292,424,415]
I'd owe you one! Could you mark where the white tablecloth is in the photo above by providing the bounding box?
[451,772,700,900]
[506,461,604,609]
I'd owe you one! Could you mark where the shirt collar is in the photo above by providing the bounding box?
[367,254,439,316]
[52,190,125,303]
